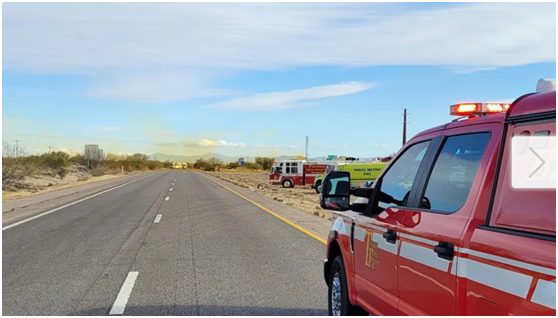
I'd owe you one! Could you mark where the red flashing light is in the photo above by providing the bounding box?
[456,104,479,113]
[450,102,510,117]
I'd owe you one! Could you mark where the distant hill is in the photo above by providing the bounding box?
[150,153,378,163]
[151,153,299,163]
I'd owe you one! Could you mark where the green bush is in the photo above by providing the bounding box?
[255,157,275,170]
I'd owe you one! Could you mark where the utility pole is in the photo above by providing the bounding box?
[47,146,51,154]
[402,109,408,146]
[305,135,309,160]
[14,140,20,158]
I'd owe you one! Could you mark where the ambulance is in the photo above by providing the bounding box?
[313,162,388,193]
[269,160,336,188]
[320,79,556,316]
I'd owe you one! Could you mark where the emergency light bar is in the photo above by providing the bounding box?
[449,102,510,117]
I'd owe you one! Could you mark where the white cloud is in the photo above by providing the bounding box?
[2,3,554,102]
[208,82,373,110]
[196,139,247,148]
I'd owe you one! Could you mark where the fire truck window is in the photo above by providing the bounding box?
[286,167,291,174]
[276,167,282,173]
[377,141,430,210]
[291,167,298,174]
[421,133,490,213]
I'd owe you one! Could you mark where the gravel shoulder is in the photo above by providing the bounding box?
[205,171,333,221]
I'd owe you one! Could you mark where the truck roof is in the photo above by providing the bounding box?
[508,91,556,118]
[414,90,556,140]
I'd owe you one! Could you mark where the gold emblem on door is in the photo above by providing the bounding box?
[364,231,380,269]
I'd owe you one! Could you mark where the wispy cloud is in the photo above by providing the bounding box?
[208,82,374,111]
[447,66,498,74]
[84,71,236,103]
[2,3,554,102]
[255,144,280,150]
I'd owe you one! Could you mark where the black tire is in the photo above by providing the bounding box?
[328,256,367,316]
[315,180,322,194]
[282,178,293,188]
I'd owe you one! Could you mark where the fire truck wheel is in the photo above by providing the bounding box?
[281,179,293,188]
[328,255,367,316]
[315,180,322,194]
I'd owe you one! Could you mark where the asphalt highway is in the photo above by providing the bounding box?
[2,171,328,315]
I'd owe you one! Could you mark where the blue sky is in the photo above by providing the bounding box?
[2,2,556,158]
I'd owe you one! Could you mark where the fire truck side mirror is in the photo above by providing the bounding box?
[320,171,351,211]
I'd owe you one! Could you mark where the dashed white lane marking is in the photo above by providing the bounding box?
[2,174,155,231]
[109,271,139,315]
[154,214,162,223]
[165,196,169,201]
[170,188,173,191]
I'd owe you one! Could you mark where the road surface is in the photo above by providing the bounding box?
[3,171,328,315]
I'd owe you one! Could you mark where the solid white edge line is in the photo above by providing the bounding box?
[165,197,169,201]
[2,174,155,231]
[154,214,162,223]
[109,271,139,315]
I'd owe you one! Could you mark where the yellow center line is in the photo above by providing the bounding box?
[199,173,327,245]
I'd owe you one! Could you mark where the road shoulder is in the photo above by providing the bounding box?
[200,172,331,243]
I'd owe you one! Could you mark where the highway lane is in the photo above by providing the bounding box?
[3,171,327,315]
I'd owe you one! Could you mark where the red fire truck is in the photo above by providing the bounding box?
[320,79,556,316]
[269,160,336,188]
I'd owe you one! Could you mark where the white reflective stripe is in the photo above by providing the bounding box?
[399,232,438,246]
[368,224,385,232]
[531,279,556,310]
[344,222,352,236]
[457,258,532,299]
[372,232,398,255]
[354,226,366,242]
[460,248,556,277]
[400,242,449,271]
[450,256,457,275]
[331,217,350,236]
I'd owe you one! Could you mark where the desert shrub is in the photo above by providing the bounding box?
[91,166,108,177]
[255,157,275,170]
[244,162,263,170]
[228,162,239,169]
[194,157,223,171]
